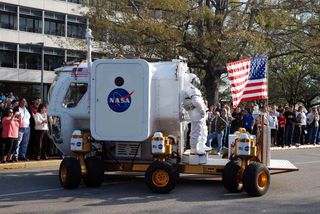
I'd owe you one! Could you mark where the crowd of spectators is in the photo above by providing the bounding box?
[0,92,54,164]
[206,102,320,154]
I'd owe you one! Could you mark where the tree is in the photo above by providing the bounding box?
[269,55,320,108]
[84,0,320,106]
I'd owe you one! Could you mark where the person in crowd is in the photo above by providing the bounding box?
[14,98,31,161]
[33,104,49,160]
[7,92,16,102]
[11,100,19,110]
[307,107,319,145]
[252,115,262,136]
[0,93,6,103]
[0,108,21,163]
[222,104,233,148]
[242,109,254,133]
[277,111,286,148]
[293,109,302,146]
[270,105,279,117]
[283,106,296,147]
[305,107,313,144]
[4,97,12,109]
[27,97,42,159]
[206,110,228,155]
[230,106,243,134]
[298,106,307,145]
[268,110,278,147]
[207,105,216,134]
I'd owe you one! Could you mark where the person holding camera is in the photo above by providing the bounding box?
[1,108,21,163]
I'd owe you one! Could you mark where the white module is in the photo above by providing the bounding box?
[90,59,151,141]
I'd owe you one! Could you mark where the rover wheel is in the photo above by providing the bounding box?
[59,157,81,189]
[242,162,270,197]
[83,156,105,187]
[222,160,243,193]
[145,161,177,193]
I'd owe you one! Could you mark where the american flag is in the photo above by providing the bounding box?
[226,56,268,108]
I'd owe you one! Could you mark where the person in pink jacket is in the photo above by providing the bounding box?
[1,108,21,163]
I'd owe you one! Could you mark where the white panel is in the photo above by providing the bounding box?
[91,60,150,141]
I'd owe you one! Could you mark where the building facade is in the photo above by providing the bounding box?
[0,0,94,102]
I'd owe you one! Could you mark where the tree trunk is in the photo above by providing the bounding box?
[204,74,220,107]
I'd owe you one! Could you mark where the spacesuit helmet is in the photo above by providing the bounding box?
[188,73,201,88]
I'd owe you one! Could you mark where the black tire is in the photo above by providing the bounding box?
[59,157,81,189]
[83,156,105,187]
[145,161,177,193]
[222,161,243,193]
[172,163,180,181]
[242,162,270,197]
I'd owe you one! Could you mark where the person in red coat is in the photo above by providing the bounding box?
[277,111,287,148]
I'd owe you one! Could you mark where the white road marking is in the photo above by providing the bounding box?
[0,188,62,197]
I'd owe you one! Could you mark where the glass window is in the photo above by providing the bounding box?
[19,44,41,70]
[0,3,17,30]
[67,15,86,38]
[19,7,42,33]
[44,48,65,71]
[68,0,83,4]
[63,83,87,108]
[0,43,17,68]
[44,11,65,36]
[66,50,86,62]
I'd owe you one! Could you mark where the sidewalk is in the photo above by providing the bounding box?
[0,159,62,170]
[1,145,319,170]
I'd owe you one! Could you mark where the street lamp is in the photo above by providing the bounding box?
[28,42,44,102]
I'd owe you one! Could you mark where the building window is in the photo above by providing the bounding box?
[0,3,17,30]
[19,7,42,33]
[67,50,86,62]
[68,0,83,4]
[19,44,42,70]
[0,42,17,68]
[67,15,86,39]
[44,11,65,36]
[44,48,65,71]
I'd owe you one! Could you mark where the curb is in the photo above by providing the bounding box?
[271,144,320,151]
[0,159,61,170]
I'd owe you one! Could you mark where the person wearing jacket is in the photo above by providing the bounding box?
[1,108,21,163]
[206,110,228,155]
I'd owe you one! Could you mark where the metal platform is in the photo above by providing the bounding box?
[268,159,299,174]
[179,156,298,175]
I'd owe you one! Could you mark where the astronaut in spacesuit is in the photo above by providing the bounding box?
[183,74,210,155]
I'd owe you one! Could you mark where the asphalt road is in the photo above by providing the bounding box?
[0,148,319,214]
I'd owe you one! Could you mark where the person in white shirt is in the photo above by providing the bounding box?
[268,110,278,147]
[15,98,31,161]
[296,106,307,145]
[33,104,49,160]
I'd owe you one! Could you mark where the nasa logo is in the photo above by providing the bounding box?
[244,146,249,152]
[158,144,163,150]
[107,88,134,112]
[76,142,82,147]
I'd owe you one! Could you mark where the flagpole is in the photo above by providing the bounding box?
[264,56,270,166]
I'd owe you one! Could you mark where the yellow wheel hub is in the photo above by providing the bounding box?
[258,171,268,188]
[152,169,169,188]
